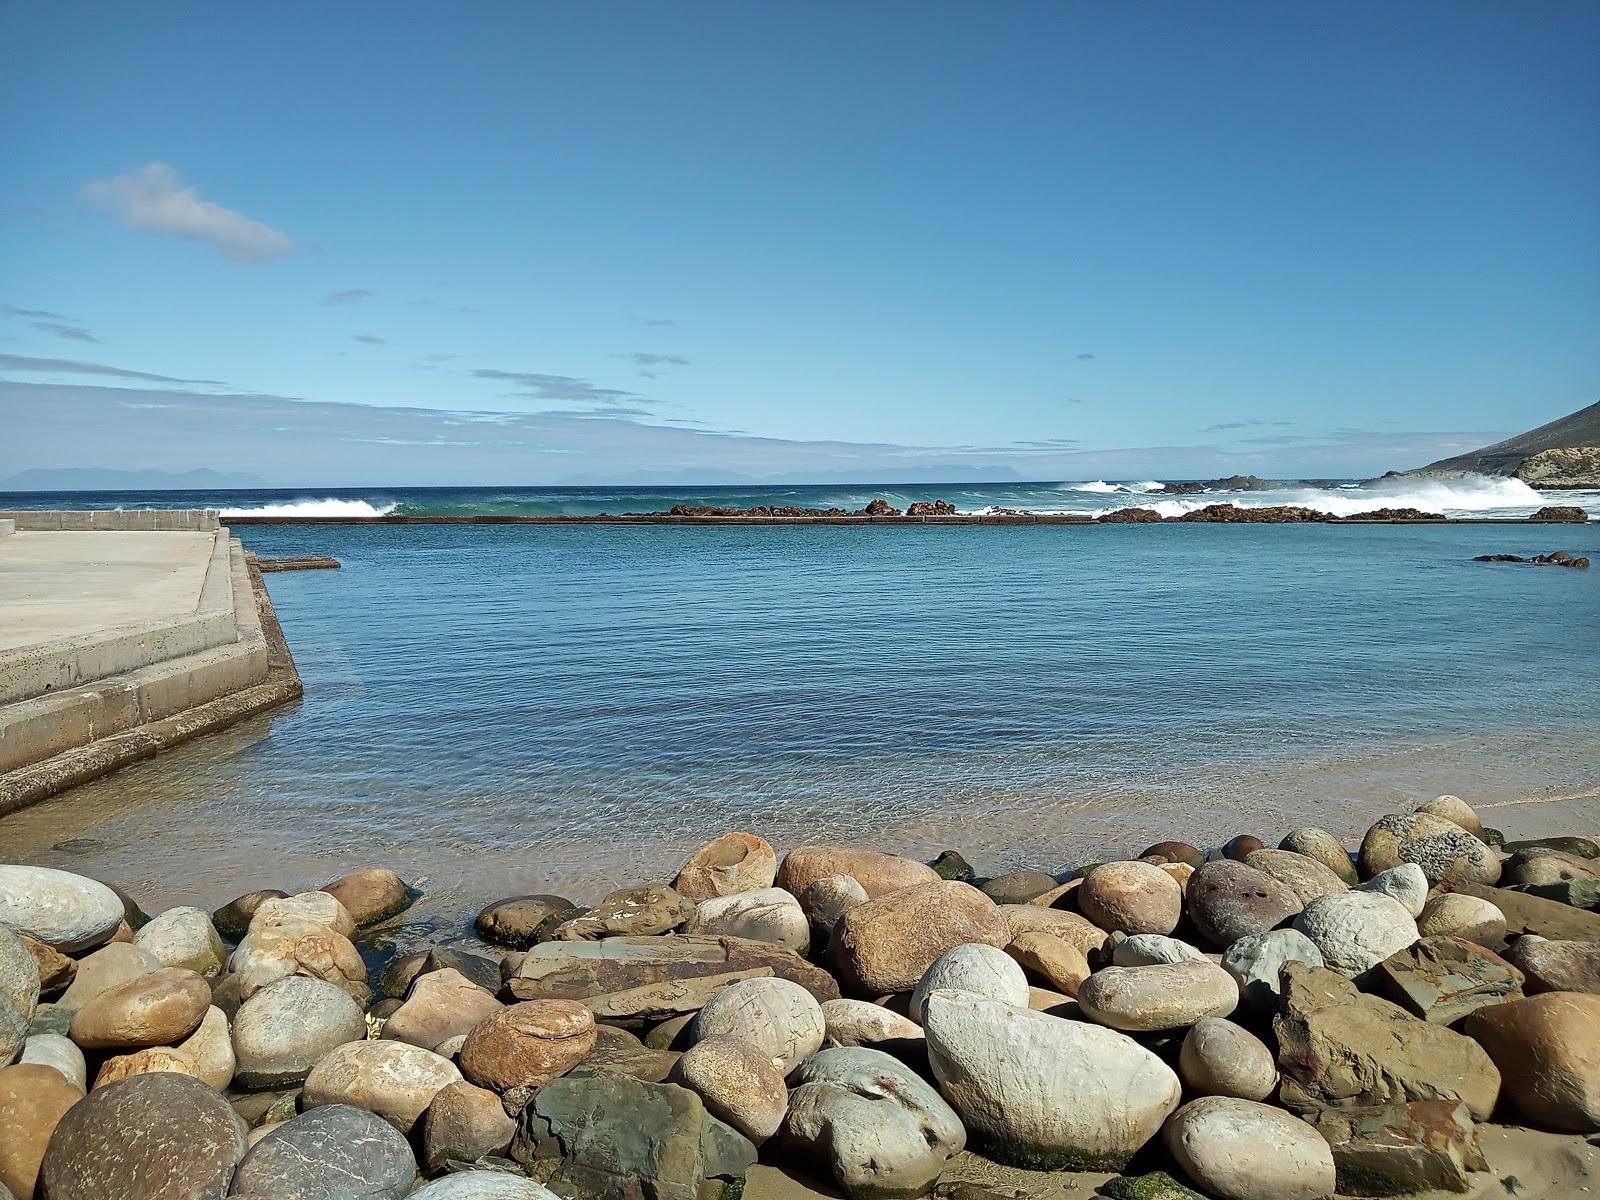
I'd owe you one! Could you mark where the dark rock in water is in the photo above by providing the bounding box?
[906,500,957,516]
[229,1104,416,1199]
[212,889,287,941]
[1221,835,1264,861]
[510,1073,757,1200]
[928,851,976,883]
[1307,1100,1487,1196]
[379,946,503,999]
[1141,841,1205,868]
[39,1072,247,1200]
[1457,882,1600,941]
[321,868,418,926]
[1528,505,1590,522]
[107,883,151,933]
[1179,504,1323,523]
[1096,507,1164,523]
[856,499,901,517]
[1374,937,1525,1025]
[655,499,905,518]
[1479,827,1506,849]
[474,896,584,949]
[1339,507,1447,521]
[981,870,1060,904]
[1473,551,1589,568]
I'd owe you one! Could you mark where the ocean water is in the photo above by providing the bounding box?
[3,503,1597,940]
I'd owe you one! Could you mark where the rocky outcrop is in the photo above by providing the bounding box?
[1474,551,1590,568]
[1517,447,1600,488]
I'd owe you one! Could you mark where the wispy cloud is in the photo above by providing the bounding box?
[351,334,386,345]
[2,303,73,321]
[1074,353,1096,361]
[471,368,640,403]
[32,321,98,343]
[0,352,223,386]
[1200,419,1294,434]
[622,352,690,367]
[324,289,373,305]
[631,316,675,327]
[82,163,295,262]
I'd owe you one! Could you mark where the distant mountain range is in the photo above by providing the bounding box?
[0,466,269,492]
[1399,400,1600,486]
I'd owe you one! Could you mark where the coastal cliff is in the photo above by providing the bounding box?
[1397,400,1600,486]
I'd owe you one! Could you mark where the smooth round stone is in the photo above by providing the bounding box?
[1415,794,1482,835]
[321,867,416,926]
[673,832,779,901]
[1504,935,1600,994]
[798,875,869,942]
[473,895,581,949]
[92,1045,201,1089]
[303,1038,462,1132]
[1359,812,1500,886]
[1417,894,1507,946]
[177,1006,235,1089]
[249,892,357,939]
[1243,850,1350,904]
[1279,828,1358,883]
[1111,933,1207,967]
[421,1080,518,1172]
[910,943,1030,1020]
[819,998,923,1048]
[1078,862,1183,936]
[410,1176,562,1199]
[68,966,210,1049]
[1178,1018,1277,1101]
[1077,961,1238,1032]
[133,907,227,977]
[458,999,597,1094]
[58,942,162,1012]
[1006,931,1092,995]
[1360,863,1430,918]
[775,845,942,899]
[39,1072,248,1200]
[981,870,1062,905]
[1163,1096,1337,1200]
[1293,892,1418,976]
[20,1032,86,1092]
[232,975,366,1088]
[998,906,1110,958]
[1220,929,1325,1010]
[228,1103,416,1199]
[670,1035,788,1143]
[0,1062,81,1199]
[1504,848,1600,888]
[0,926,40,1025]
[923,989,1180,1169]
[0,866,124,952]
[689,977,824,1074]
[380,967,503,1050]
[1,996,24,1066]
[1187,860,1303,950]
[684,887,809,952]
[1140,841,1206,869]
[831,881,1011,995]
[210,889,287,941]
[1466,993,1600,1131]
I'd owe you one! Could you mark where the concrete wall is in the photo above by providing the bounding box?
[0,509,220,531]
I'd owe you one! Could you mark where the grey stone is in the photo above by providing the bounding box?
[1163,1096,1337,1200]
[20,1032,86,1091]
[0,865,124,952]
[1293,891,1418,976]
[1220,928,1325,1010]
[910,943,1029,1020]
[980,870,1060,905]
[1244,849,1351,904]
[688,976,824,1073]
[1111,933,1207,967]
[232,975,366,1088]
[1279,828,1358,884]
[1178,1018,1277,1102]
[228,1103,417,1198]
[0,926,39,1026]
[1360,864,1430,918]
[1186,860,1303,950]
[134,906,228,977]
[410,1177,562,1200]
[1374,937,1524,1025]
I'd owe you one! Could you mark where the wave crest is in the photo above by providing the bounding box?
[218,498,397,518]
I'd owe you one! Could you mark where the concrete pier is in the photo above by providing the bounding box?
[0,511,303,813]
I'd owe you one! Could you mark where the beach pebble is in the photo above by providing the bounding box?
[1278,827,1358,883]
[473,894,582,949]
[911,943,1030,1020]
[303,1037,462,1132]
[689,976,824,1073]
[550,884,695,940]
[0,866,124,953]
[232,974,366,1088]
[1359,812,1500,886]
[1417,894,1506,945]
[421,1079,518,1172]
[1293,891,1418,976]
[381,966,503,1050]
[132,906,227,977]
[39,1072,248,1200]
[0,1062,81,1198]
[820,998,924,1048]
[229,1103,416,1200]
[1078,861,1183,935]
[1007,930,1092,994]
[923,989,1180,1169]
[1141,841,1206,868]
[1111,932,1208,967]
[1415,794,1482,835]
[68,965,210,1049]
[781,1045,965,1199]
[20,1032,85,1091]
[1243,849,1350,904]
[673,832,779,901]
[174,1004,234,1089]
[458,999,597,1096]
[209,888,286,941]
[410,1176,562,1200]
[1179,1018,1277,1101]
[1163,1096,1337,1200]
[998,905,1110,957]
[1077,960,1238,1032]
[250,890,357,939]
[1187,860,1303,950]
[1467,993,1600,1131]
[798,874,870,942]
[777,845,941,898]
[229,915,369,1002]
[1503,934,1600,994]
[981,869,1062,904]
[670,1035,788,1143]
[92,1045,201,1089]
[1360,863,1430,917]
[685,887,809,952]
[1221,928,1325,1010]
[832,881,1010,995]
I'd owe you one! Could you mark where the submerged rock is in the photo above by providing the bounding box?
[474,895,584,949]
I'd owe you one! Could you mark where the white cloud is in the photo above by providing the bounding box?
[81,163,295,262]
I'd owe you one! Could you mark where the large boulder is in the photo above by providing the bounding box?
[380,967,503,1050]
[0,866,123,952]
[1457,881,1600,941]
[831,882,1010,995]
[474,895,583,949]
[1273,963,1501,1118]
[510,1072,757,1200]
[57,942,161,1011]
[458,999,597,1098]
[669,1036,787,1144]
[1306,1101,1487,1196]
[552,885,695,941]
[1359,813,1500,886]
[1077,862,1182,935]
[1244,849,1350,904]
[674,833,778,901]
[1077,961,1238,1032]
[684,888,808,953]
[1465,992,1600,1131]
[303,1038,462,1132]
[922,989,1180,1169]
[1373,937,1524,1024]
[68,966,211,1050]
[688,977,824,1074]
[320,867,415,926]
[1279,828,1358,884]
[232,974,366,1088]
[910,943,1029,1020]
[38,1072,247,1200]
[776,846,940,899]
[1178,1018,1277,1102]
[227,1102,417,1199]
[1163,1096,1336,1200]
[1503,934,1600,993]
[781,1046,965,1199]
[421,1079,519,1172]
[1186,861,1302,949]
[228,915,367,1002]
[1292,892,1418,976]
[1416,894,1505,946]
[1219,929,1325,1011]
[132,907,227,977]
[0,1062,80,1198]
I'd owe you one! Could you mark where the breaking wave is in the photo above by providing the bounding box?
[217,498,398,518]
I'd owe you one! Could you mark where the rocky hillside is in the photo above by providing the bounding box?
[1403,400,1600,484]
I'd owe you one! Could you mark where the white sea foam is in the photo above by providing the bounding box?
[218,498,397,517]
[1060,480,1166,494]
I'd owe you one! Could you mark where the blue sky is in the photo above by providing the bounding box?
[2,1,1597,485]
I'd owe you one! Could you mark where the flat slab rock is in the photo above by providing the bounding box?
[1374,937,1525,1024]
[1455,883,1600,941]
[1308,1101,1488,1196]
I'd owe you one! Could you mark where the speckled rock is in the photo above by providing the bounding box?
[421,1079,519,1171]
[832,882,1011,995]
[1465,992,1600,1131]
[777,845,941,899]
[232,974,366,1088]
[670,1035,788,1143]
[0,866,124,953]
[674,833,779,901]
[473,895,583,949]
[68,966,210,1049]
[1111,933,1208,967]
[1077,862,1183,936]
[39,1072,248,1200]
[1186,860,1303,950]
[1359,812,1500,886]
[820,998,924,1049]
[689,976,824,1073]
[303,1038,462,1132]
[685,888,809,952]
[1503,934,1600,994]
[910,943,1030,1020]
[380,967,503,1050]
[458,999,597,1096]
[1178,1018,1277,1101]
[1415,794,1482,835]
[0,1062,81,1198]
[1163,1096,1336,1200]
[92,1045,201,1089]
[551,884,695,941]
[1416,894,1506,946]
[1360,863,1430,918]
[782,1046,965,1199]
[1006,931,1092,994]
[1293,892,1418,976]
[1279,828,1358,884]
[133,906,227,977]
[410,1176,563,1199]
[1077,961,1238,1032]
[228,1102,417,1199]
[1243,849,1350,904]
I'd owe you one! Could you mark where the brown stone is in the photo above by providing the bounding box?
[551,884,695,940]
[1141,841,1205,868]
[320,867,415,926]
[474,894,583,948]
[1415,795,1482,836]
[302,1038,462,1132]
[584,1022,681,1082]
[68,966,210,1049]
[20,934,76,995]
[58,941,161,1010]
[381,966,504,1050]
[1373,937,1523,1024]
[210,889,287,941]
[1077,862,1183,935]
[1026,877,1082,909]
[1359,812,1500,886]
[1244,849,1351,904]
[831,881,1010,994]
[1503,934,1600,994]
[1005,931,1092,995]
[1188,859,1303,949]
[458,998,597,1095]
[1465,992,1600,1131]
[0,1062,82,1199]
[997,905,1110,959]
[775,844,941,899]
[92,1045,202,1089]
[980,870,1061,904]
[1222,835,1265,860]
[1307,1101,1487,1195]
[673,832,778,901]
[1504,848,1600,888]
[1456,881,1600,941]
[422,1078,518,1172]
[669,1034,787,1144]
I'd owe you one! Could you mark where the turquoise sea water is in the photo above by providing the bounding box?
[2,489,1598,937]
